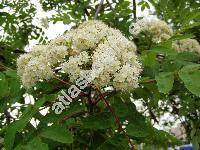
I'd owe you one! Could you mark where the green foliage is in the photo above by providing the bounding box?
[0,0,45,49]
[97,134,129,150]
[155,72,174,94]
[0,72,9,98]
[82,112,115,130]
[179,64,200,96]
[40,125,73,144]
[4,95,56,150]
[15,137,48,150]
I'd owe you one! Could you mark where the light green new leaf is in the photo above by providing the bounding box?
[179,64,200,96]
[40,125,73,144]
[155,72,174,94]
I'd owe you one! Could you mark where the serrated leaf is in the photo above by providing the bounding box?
[40,125,73,144]
[179,64,200,96]
[155,72,174,94]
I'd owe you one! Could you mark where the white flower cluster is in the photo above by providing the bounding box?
[172,38,200,54]
[17,20,142,90]
[17,45,68,88]
[61,20,142,90]
[130,18,173,43]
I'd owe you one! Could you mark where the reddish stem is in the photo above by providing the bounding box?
[53,75,72,86]
[95,88,135,150]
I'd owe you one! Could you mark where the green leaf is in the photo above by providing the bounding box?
[155,72,174,94]
[176,52,200,62]
[63,14,71,24]
[192,136,199,150]
[15,137,49,150]
[126,122,150,138]
[179,64,200,96]
[82,112,115,130]
[141,51,160,77]
[40,125,73,144]
[6,70,22,99]
[151,46,176,55]
[0,72,9,98]
[141,5,146,11]
[97,134,129,150]
[110,95,129,118]
[170,34,194,41]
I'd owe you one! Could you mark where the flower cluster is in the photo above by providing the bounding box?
[17,45,68,88]
[172,38,200,54]
[130,18,173,43]
[17,20,142,90]
[61,20,142,90]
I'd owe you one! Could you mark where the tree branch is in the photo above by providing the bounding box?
[94,0,104,20]
[132,0,137,20]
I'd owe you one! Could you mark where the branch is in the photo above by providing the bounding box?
[132,0,137,20]
[95,88,135,150]
[94,0,104,20]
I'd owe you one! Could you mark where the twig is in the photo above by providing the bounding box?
[93,90,116,105]
[139,79,156,84]
[94,0,104,20]
[0,63,13,70]
[53,75,72,86]
[95,87,135,150]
